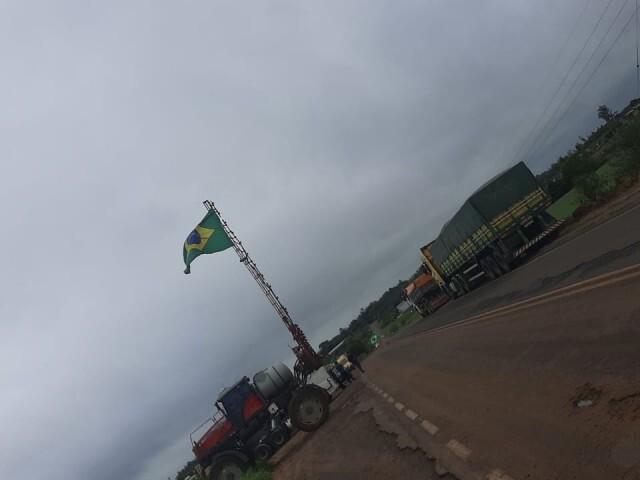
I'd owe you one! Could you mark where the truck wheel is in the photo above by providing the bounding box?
[209,455,248,480]
[493,252,511,273]
[479,258,496,280]
[485,256,503,277]
[453,274,470,293]
[289,385,330,432]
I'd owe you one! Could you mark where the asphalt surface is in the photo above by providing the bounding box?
[396,204,640,341]
[271,380,459,480]
[364,247,640,477]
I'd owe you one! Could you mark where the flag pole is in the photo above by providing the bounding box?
[202,200,323,379]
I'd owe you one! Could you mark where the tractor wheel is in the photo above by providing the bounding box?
[270,427,289,447]
[254,443,272,462]
[288,385,330,432]
[209,455,248,480]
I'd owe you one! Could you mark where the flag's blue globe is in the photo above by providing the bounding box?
[187,230,201,245]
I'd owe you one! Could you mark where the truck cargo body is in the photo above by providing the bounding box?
[420,162,564,297]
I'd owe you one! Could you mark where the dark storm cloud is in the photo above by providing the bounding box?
[1,1,637,479]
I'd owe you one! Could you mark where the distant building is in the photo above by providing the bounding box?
[396,300,411,313]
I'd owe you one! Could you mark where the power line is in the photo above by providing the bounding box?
[526,9,637,162]
[506,0,594,162]
[523,0,633,162]
[511,0,616,163]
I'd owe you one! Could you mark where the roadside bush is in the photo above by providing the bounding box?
[575,171,610,205]
[612,150,640,187]
[560,154,600,188]
[619,118,640,150]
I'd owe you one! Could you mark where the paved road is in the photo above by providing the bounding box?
[365,266,640,480]
[396,204,640,341]
[271,380,459,480]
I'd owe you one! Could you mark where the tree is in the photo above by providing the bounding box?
[597,104,614,122]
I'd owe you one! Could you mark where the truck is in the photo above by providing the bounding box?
[404,273,450,315]
[420,162,564,297]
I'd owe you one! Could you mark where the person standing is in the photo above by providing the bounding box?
[334,362,354,383]
[347,352,365,373]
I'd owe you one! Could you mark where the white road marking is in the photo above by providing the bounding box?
[447,439,471,460]
[371,386,519,478]
[404,409,418,420]
[487,469,515,480]
[420,419,440,436]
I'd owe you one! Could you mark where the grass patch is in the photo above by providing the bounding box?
[242,464,274,480]
[382,308,421,336]
[547,189,581,219]
[547,163,617,219]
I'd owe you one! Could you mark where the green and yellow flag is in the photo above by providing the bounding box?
[183,210,233,274]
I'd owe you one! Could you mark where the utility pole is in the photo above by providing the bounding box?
[202,200,323,379]
[636,0,640,98]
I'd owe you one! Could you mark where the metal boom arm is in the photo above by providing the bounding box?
[203,200,323,378]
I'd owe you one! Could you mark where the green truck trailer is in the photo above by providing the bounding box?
[420,162,564,297]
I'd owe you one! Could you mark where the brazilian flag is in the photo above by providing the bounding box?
[183,210,233,274]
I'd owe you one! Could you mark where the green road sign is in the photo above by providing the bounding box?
[369,333,381,345]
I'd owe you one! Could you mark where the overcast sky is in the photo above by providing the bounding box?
[1,1,638,479]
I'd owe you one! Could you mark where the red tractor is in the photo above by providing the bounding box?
[191,362,339,480]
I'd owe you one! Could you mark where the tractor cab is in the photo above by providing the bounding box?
[216,377,266,428]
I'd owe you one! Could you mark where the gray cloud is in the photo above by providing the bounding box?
[1,1,637,479]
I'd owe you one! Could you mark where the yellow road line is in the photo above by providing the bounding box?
[403,262,640,343]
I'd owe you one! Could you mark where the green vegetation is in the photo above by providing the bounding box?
[382,308,421,336]
[318,265,429,359]
[318,273,420,358]
[547,188,581,219]
[547,162,617,219]
[539,100,640,217]
[242,464,274,480]
[175,460,200,480]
